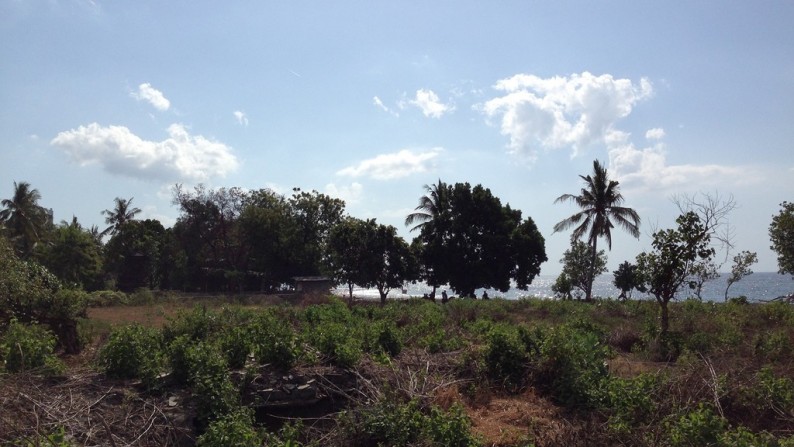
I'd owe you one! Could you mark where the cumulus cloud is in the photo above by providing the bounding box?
[606,129,755,191]
[51,122,238,182]
[482,72,653,163]
[324,182,364,205]
[233,110,249,126]
[336,148,443,180]
[645,127,666,140]
[401,89,453,118]
[130,83,171,111]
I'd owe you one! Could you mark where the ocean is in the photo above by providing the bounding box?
[335,272,793,302]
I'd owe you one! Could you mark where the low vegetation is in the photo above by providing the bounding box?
[1,292,793,446]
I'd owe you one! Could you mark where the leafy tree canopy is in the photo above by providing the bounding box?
[635,212,714,334]
[769,201,794,277]
[414,182,546,298]
[560,240,607,299]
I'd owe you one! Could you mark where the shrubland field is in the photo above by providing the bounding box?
[2,292,794,447]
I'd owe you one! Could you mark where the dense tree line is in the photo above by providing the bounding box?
[0,180,548,298]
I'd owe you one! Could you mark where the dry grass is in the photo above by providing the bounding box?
[0,369,194,446]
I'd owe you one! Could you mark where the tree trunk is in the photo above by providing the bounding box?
[586,238,598,302]
[659,299,670,335]
[378,286,388,306]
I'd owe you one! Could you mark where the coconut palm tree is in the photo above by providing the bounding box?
[101,197,142,237]
[553,160,641,301]
[0,181,50,257]
[404,179,449,232]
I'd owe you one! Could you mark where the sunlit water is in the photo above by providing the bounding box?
[334,272,793,302]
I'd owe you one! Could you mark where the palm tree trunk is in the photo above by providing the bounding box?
[586,238,597,302]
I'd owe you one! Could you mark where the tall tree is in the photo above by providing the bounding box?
[39,218,104,290]
[553,160,641,301]
[612,261,646,301]
[101,197,142,237]
[724,250,757,301]
[404,179,450,232]
[635,212,714,335]
[414,182,546,298]
[0,181,51,258]
[326,217,377,300]
[559,240,607,300]
[287,188,346,276]
[769,201,794,277]
[369,223,416,304]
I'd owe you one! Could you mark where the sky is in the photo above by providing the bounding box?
[1,1,793,276]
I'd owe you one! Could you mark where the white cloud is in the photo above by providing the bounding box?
[401,89,453,118]
[324,182,364,205]
[482,72,653,163]
[645,127,666,140]
[131,83,171,111]
[373,96,399,117]
[336,148,443,180]
[606,130,756,191]
[233,110,249,126]
[51,122,239,182]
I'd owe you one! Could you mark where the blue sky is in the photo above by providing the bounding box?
[2,1,793,275]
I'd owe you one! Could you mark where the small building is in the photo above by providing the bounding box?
[293,276,334,295]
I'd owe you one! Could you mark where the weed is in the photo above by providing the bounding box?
[0,320,64,374]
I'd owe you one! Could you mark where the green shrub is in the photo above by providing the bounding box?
[602,374,659,433]
[166,334,194,385]
[350,399,425,446]
[307,320,362,368]
[261,421,312,447]
[373,321,402,357]
[97,324,163,387]
[425,403,480,447]
[484,324,529,391]
[340,399,481,447]
[753,330,791,362]
[162,305,222,343]
[219,325,252,369]
[128,288,155,305]
[196,408,261,447]
[87,290,129,307]
[251,311,298,370]
[745,366,794,418]
[666,404,726,447]
[535,324,611,407]
[186,341,239,423]
[1,320,63,374]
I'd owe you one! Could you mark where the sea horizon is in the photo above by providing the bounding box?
[335,272,794,303]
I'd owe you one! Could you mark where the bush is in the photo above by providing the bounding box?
[196,408,261,447]
[97,324,163,387]
[425,403,480,447]
[311,321,362,368]
[162,305,223,343]
[484,324,529,391]
[0,320,63,374]
[185,341,239,423]
[87,290,128,307]
[361,321,402,358]
[666,404,726,447]
[348,399,425,446]
[251,311,298,370]
[602,374,659,433]
[535,324,611,407]
[753,330,791,362]
[218,325,253,369]
[339,399,481,447]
